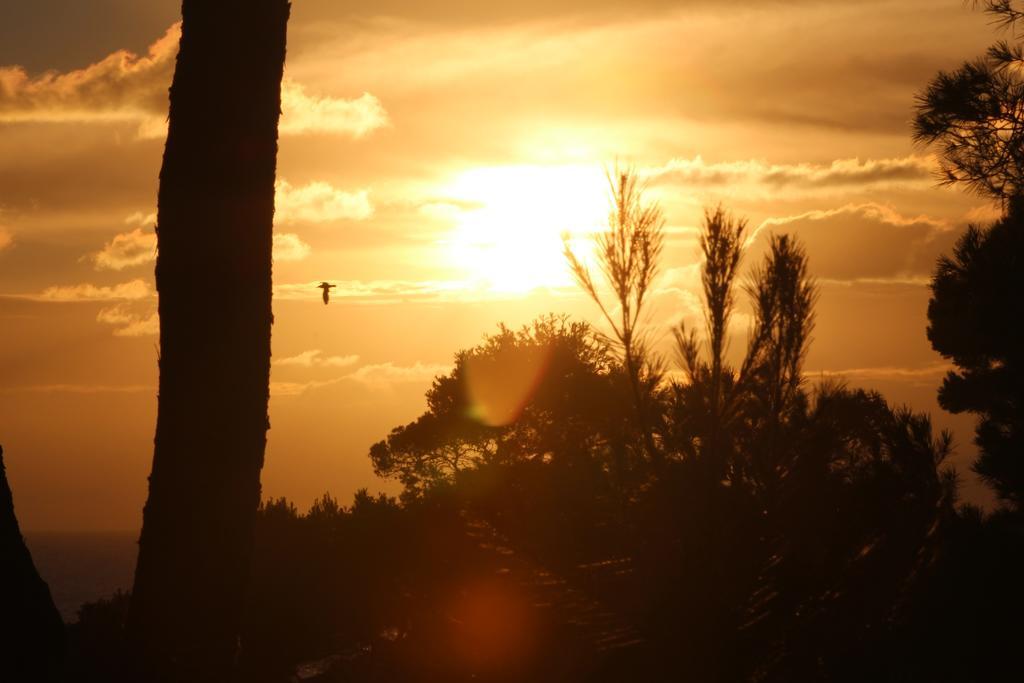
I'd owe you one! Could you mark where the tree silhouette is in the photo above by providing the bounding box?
[915,0,1024,509]
[0,445,65,682]
[913,1,1024,202]
[928,207,1024,508]
[673,206,748,481]
[564,168,665,469]
[348,195,1015,679]
[670,220,816,494]
[744,234,817,497]
[371,316,621,500]
[126,1,291,679]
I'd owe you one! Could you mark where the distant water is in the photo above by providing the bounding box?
[24,531,138,623]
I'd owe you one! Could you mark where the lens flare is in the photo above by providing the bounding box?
[463,343,553,426]
[448,578,537,673]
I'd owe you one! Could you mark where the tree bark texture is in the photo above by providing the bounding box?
[127,2,290,679]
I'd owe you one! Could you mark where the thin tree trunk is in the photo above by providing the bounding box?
[126,2,290,680]
[624,349,660,470]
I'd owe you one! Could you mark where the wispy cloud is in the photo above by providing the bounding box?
[35,279,152,302]
[0,23,389,139]
[93,227,156,271]
[275,179,374,223]
[270,378,345,397]
[275,350,360,368]
[347,361,451,388]
[0,383,154,394]
[0,23,178,128]
[272,233,312,262]
[96,305,158,336]
[646,156,935,197]
[270,360,450,396]
[91,211,313,272]
[0,226,11,252]
[274,279,475,304]
[279,82,388,137]
[749,202,957,283]
[807,362,954,385]
[757,202,948,233]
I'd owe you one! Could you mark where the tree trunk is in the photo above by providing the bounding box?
[0,445,66,682]
[126,2,290,680]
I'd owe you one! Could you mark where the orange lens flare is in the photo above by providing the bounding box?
[448,578,537,673]
[463,344,553,426]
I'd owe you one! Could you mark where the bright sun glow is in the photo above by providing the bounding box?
[439,164,609,293]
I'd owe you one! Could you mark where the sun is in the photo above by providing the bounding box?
[440,164,608,293]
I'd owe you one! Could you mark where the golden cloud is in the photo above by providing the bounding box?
[272,233,312,262]
[0,23,388,139]
[0,383,154,394]
[280,82,388,137]
[347,361,451,388]
[93,227,156,271]
[807,362,954,386]
[275,179,374,223]
[749,203,956,283]
[92,229,311,269]
[0,24,178,126]
[37,279,152,302]
[646,156,936,197]
[273,279,473,303]
[269,360,449,396]
[92,206,316,272]
[96,305,159,337]
[275,350,360,368]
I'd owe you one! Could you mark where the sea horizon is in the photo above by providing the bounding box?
[25,531,139,623]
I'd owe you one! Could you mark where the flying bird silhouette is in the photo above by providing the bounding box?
[318,281,336,305]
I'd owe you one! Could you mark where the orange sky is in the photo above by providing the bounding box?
[0,0,1000,530]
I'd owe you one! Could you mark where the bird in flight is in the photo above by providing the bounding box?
[317,281,336,305]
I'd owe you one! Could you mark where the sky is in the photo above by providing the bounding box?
[0,0,1002,530]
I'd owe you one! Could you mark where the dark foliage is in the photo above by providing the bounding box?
[63,198,1023,682]
[353,213,1017,681]
[928,204,1024,508]
[913,1,1024,201]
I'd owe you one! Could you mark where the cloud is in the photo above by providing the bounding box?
[963,203,1003,225]
[37,279,152,302]
[275,350,360,368]
[275,179,373,223]
[93,227,156,271]
[124,211,157,227]
[280,82,389,137]
[807,362,954,387]
[274,279,472,303]
[272,233,312,262]
[0,23,388,139]
[91,212,312,271]
[269,360,449,396]
[270,378,344,397]
[0,227,11,252]
[0,384,153,394]
[96,305,159,336]
[652,264,704,318]
[0,23,178,128]
[749,203,958,283]
[347,361,451,388]
[646,156,935,197]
